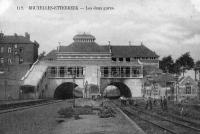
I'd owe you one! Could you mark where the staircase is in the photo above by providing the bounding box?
[21,61,48,86]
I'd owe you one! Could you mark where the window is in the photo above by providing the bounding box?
[19,58,23,64]
[0,47,4,53]
[103,67,109,77]
[76,67,83,77]
[111,57,116,62]
[59,67,65,77]
[14,51,18,55]
[50,67,56,77]
[8,47,12,53]
[125,67,130,77]
[0,58,4,64]
[14,44,17,48]
[126,58,130,62]
[185,84,191,94]
[8,58,12,64]
[19,47,23,53]
[119,57,123,62]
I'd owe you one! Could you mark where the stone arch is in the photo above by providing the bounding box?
[54,82,78,99]
[104,82,132,98]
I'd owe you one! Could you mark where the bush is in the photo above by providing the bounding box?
[58,107,74,118]
[98,106,116,118]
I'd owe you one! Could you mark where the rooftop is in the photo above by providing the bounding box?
[0,32,38,45]
[110,45,159,58]
[45,33,159,59]
[73,33,96,42]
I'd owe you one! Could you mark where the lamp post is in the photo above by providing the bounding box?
[0,70,7,100]
[175,75,179,103]
[73,74,76,108]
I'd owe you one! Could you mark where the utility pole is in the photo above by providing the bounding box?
[4,77,7,100]
[73,74,76,108]
[175,75,179,103]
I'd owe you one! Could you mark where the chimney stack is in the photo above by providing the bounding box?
[25,32,30,40]
[0,31,4,38]
[129,41,131,46]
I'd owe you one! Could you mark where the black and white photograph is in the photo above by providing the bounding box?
[0,0,200,133]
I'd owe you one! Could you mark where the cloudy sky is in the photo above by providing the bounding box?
[0,0,200,61]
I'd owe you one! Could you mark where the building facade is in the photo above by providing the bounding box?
[176,76,199,102]
[0,32,39,70]
[0,32,39,100]
[21,33,159,99]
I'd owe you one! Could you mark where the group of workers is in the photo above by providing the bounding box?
[119,95,168,111]
[145,96,168,111]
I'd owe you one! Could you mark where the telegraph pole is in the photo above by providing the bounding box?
[73,74,76,108]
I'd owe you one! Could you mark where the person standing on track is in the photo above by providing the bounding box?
[163,96,168,111]
[149,97,152,110]
[160,96,163,110]
[145,97,149,109]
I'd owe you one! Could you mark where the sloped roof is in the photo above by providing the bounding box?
[42,50,57,60]
[179,76,197,86]
[110,45,159,58]
[0,35,35,44]
[59,42,110,53]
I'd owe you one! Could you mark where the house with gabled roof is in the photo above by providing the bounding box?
[177,76,199,101]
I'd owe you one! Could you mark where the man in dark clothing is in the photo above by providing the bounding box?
[163,96,168,111]
[149,97,152,110]
[160,96,163,110]
[145,98,149,109]
[153,98,157,106]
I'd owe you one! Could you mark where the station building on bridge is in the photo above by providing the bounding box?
[21,33,159,99]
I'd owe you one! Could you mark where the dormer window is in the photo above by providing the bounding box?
[126,58,130,62]
[119,57,123,62]
[112,57,116,62]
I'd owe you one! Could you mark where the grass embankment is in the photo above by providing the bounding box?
[0,100,72,134]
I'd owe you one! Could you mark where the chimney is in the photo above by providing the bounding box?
[0,31,4,38]
[25,32,30,40]
[14,33,18,36]
[57,42,61,52]
[141,41,144,46]
[108,41,111,53]
[129,41,131,46]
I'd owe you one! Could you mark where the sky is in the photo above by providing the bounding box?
[0,0,200,61]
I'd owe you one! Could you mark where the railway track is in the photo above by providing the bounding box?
[0,99,65,114]
[135,104,200,129]
[112,100,200,134]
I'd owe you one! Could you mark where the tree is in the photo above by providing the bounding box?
[159,55,175,73]
[38,51,46,60]
[175,52,194,75]
[195,60,200,68]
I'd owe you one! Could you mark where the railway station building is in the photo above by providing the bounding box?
[21,33,159,99]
